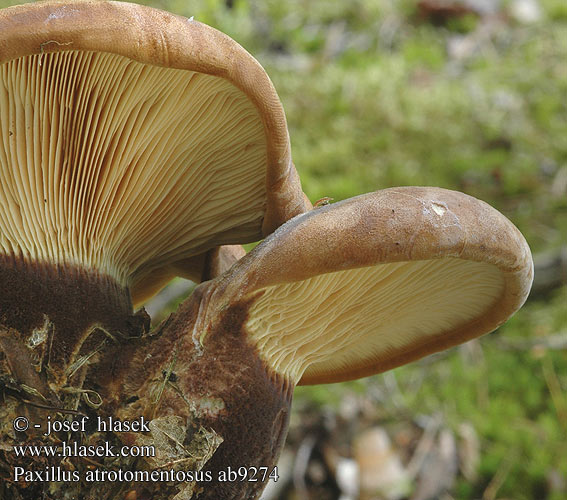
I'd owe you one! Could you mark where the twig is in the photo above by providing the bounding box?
[383,371,408,410]
[151,347,178,418]
[293,434,317,496]
[529,247,567,297]
[406,413,443,479]
[542,357,567,433]
[495,332,567,351]
[482,453,515,500]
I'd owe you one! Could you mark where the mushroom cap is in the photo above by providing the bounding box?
[0,0,308,293]
[130,244,246,306]
[204,186,533,385]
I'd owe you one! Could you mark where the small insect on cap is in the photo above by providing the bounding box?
[0,0,308,299]
[201,186,534,386]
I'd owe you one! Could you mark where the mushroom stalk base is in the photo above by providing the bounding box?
[0,255,147,390]
[1,278,292,500]
[106,285,293,500]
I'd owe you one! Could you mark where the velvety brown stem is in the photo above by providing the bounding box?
[110,283,293,500]
[0,255,145,388]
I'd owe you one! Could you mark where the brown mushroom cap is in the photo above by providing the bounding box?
[0,0,308,296]
[203,186,533,385]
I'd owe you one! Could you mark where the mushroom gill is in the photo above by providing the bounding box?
[0,50,266,287]
[246,258,504,384]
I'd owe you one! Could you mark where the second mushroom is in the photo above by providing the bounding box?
[112,186,532,500]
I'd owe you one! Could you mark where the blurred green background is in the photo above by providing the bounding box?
[1,0,566,498]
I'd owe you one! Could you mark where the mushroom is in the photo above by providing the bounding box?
[0,3,534,500]
[118,186,533,500]
[0,0,308,387]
